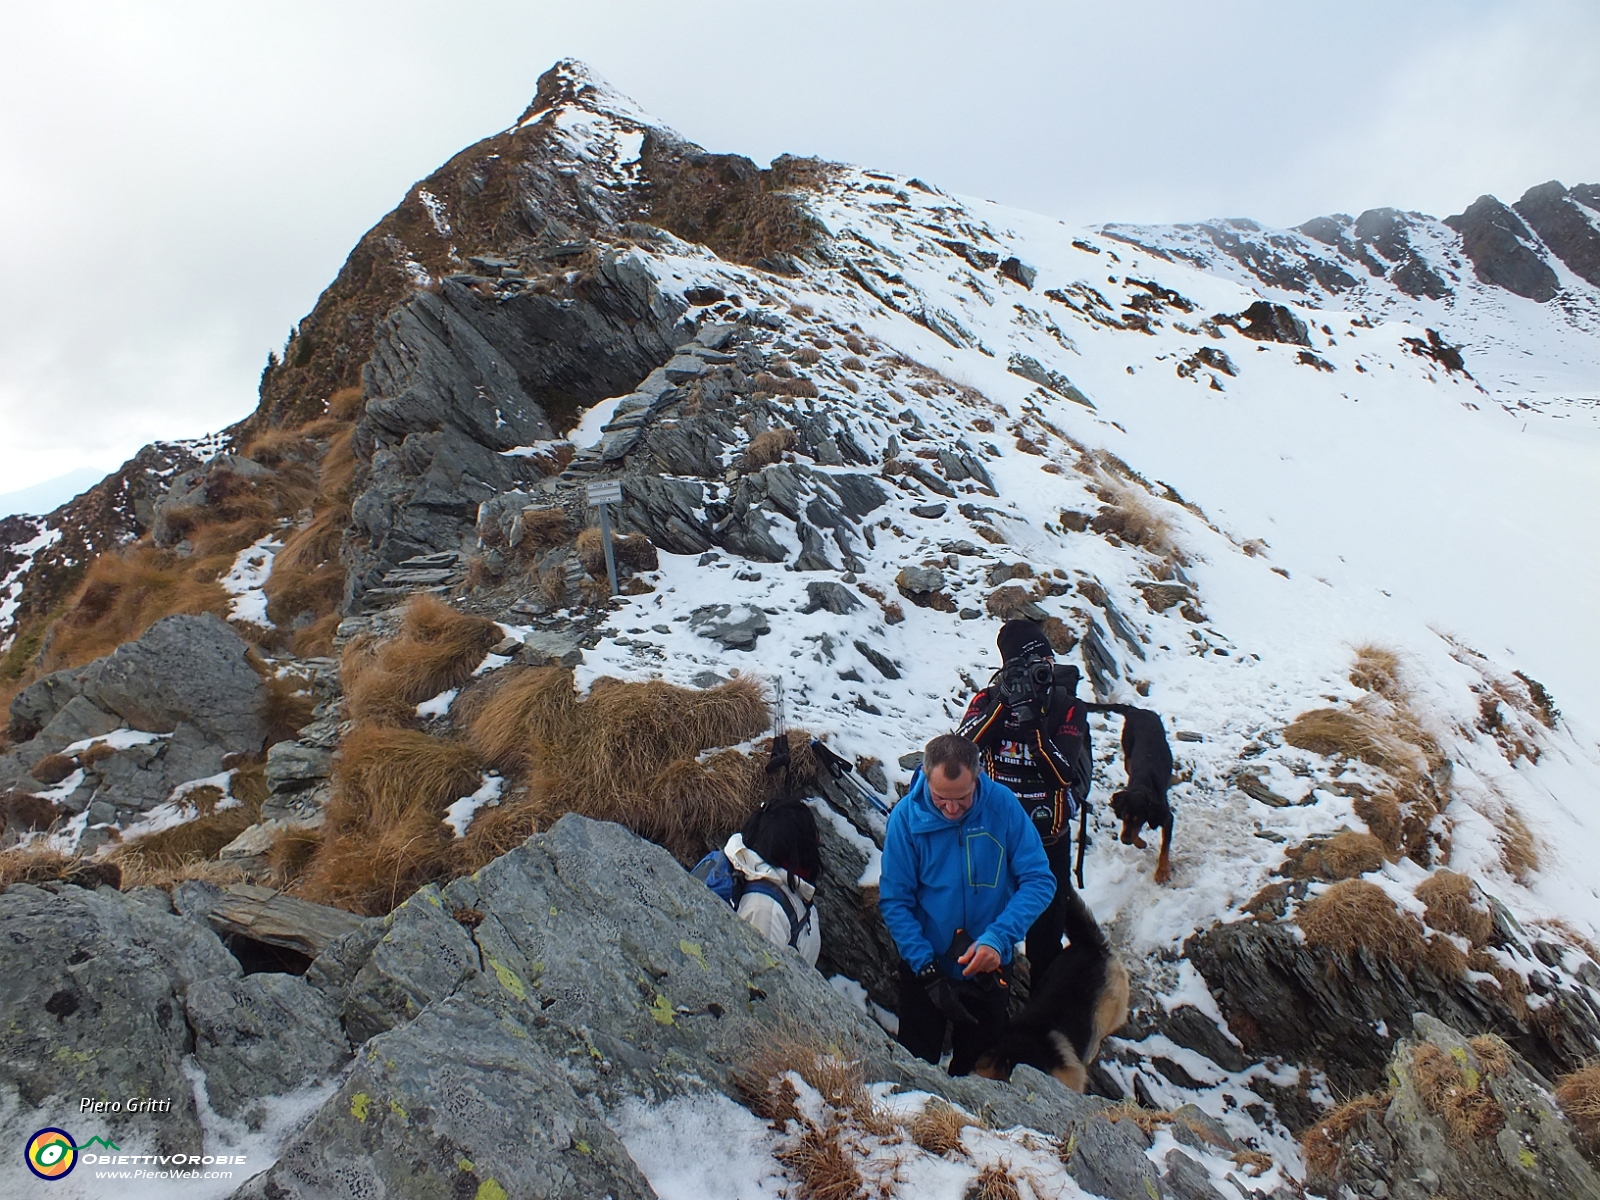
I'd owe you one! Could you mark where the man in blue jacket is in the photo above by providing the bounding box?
[879,732,1056,1074]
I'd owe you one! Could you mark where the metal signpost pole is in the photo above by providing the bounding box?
[586,480,623,598]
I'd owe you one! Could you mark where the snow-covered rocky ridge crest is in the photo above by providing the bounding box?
[3,59,1598,1200]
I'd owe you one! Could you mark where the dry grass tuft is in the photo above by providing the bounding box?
[1284,709,1424,775]
[740,428,799,471]
[575,528,659,578]
[1039,616,1078,653]
[1352,790,1438,865]
[297,725,485,914]
[964,1163,1022,1200]
[343,594,501,725]
[1411,1041,1505,1144]
[984,586,1037,621]
[733,1029,893,1138]
[109,785,263,881]
[1498,808,1540,881]
[1423,934,1469,980]
[1555,1062,1600,1146]
[1301,1091,1392,1179]
[29,753,77,785]
[1469,1034,1512,1077]
[1298,879,1427,966]
[1104,1101,1175,1135]
[910,1099,981,1157]
[1284,829,1387,881]
[44,546,234,670]
[775,1124,865,1200]
[1348,645,1404,700]
[1088,483,1174,556]
[466,669,776,862]
[1416,871,1493,946]
[0,847,123,890]
[515,508,573,553]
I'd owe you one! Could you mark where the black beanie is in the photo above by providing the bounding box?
[997,619,1053,663]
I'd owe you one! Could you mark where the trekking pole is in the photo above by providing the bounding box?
[766,677,791,799]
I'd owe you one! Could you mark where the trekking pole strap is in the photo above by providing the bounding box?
[1075,800,1090,889]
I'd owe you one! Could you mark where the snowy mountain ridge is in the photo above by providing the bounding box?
[4,59,1599,1199]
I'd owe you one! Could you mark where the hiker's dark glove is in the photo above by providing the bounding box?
[917,962,975,1025]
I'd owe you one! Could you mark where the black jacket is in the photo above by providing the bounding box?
[958,684,1092,841]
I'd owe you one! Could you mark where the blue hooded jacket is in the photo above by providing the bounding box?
[879,769,1056,979]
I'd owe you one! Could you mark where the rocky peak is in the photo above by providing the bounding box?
[1514,179,1600,289]
[514,57,667,135]
[1443,193,1561,301]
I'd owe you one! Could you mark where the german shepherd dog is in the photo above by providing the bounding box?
[972,888,1129,1091]
[1094,703,1175,884]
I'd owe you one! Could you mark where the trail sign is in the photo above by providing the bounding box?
[586,480,623,596]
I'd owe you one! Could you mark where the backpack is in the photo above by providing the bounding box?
[691,850,814,949]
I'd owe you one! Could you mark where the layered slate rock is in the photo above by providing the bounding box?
[0,615,270,849]
[242,815,1133,1199]
[1305,1014,1600,1200]
[1186,902,1600,1105]
[346,255,686,608]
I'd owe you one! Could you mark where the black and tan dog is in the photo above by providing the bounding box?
[1093,703,1175,884]
[972,888,1129,1091]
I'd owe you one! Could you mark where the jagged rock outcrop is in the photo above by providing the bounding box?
[1515,180,1600,289]
[1187,904,1600,1106]
[1445,194,1562,301]
[0,882,243,1155]
[233,814,1149,1199]
[345,256,687,608]
[0,439,206,662]
[1305,1013,1600,1200]
[1,614,270,851]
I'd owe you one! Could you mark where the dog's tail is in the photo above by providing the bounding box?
[1084,702,1140,717]
[1060,886,1111,959]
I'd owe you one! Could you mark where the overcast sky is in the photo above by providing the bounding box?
[2,0,1596,494]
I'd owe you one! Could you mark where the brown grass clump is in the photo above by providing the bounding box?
[466,668,777,862]
[1284,830,1387,881]
[964,1163,1022,1200]
[1348,645,1404,699]
[1104,1101,1176,1136]
[1555,1062,1600,1146]
[0,848,122,890]
[984,586,1037,620]
[343,594,501,725]
[108,778,264,882]
[1298,879,1427,966]
[775,1124,865,1200]
[450,795,540,875]
[516,508,573,552]
[29,753,78,785]
[1498,808,1539,881]
[44,546,233,670]
[1089,485,1173,556]
[910,1099,980,1157]
[1411,1041,1505,1144]
[327,386,364,421]
[741,428,799,471]
[1469,1034,1512,1077]
[1415,871,1493,946]
[575,528,659,578]
[1284,709,1422,774]
[1423,933,1469,980]
[1301,1091,1393,1179]
[297,725,485,914]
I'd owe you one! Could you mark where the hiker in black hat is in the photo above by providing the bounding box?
[957,619,1093,980]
